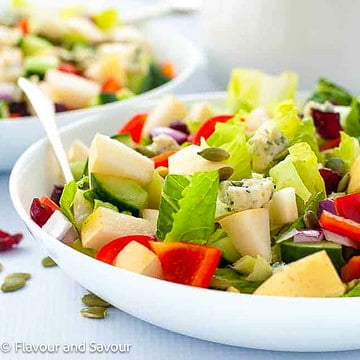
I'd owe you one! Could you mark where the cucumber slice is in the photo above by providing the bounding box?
[280,240,345,270]
[111,134,135,148]
[91,173,147,216]
[98,92,118,104]
[20,35,53,56]
[24,56,58,78]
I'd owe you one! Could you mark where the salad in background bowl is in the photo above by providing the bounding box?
[9,69,360,350]
[20,69,360,297]
[0,1,204,171]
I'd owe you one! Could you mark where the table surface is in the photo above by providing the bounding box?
[1,7,359,360]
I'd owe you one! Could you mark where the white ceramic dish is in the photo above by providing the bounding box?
[0,15,203,172]
[10,92,360,352]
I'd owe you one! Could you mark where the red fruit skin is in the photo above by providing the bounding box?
[341,256,360,282]
[335,193,360,223]
[30,198,54,227]
[311,109,342,140]
[319,168,342,195]
[0,230,23,251]
[150,241,221,288]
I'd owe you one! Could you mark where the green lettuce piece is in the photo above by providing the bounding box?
[273,100,301,141]
[327,132,360,172]
[156,175,191,241]
[308,78,352,106]
[207,120,251,180]
[227,68,298,113]
[93,8,120,30]
[343,281,360,297]
[210,268,262,293]
[165,172,219,243]
[59,181,78,224]
[292,118,322,161]
[343,97,360,138]
[270,142,326,203]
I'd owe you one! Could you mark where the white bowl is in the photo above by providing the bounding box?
[9,92,360,352]
[0,21,204,172]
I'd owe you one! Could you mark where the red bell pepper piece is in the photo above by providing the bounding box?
[341,256,360,282]
[96,235,154,265]
[161,62,175,79]
[319,211,360,242]
[118,113,148,143]
[320,137,341,152]
[192,115,233,145]
[335,193,360,223]
[151,150,176,168]
[58,63,80,75]
[40,195,60,212]
[101,77,121,93]
[149,241,221,288]
[17,18,29,35]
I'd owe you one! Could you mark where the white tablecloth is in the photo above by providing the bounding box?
[1,7,359,360]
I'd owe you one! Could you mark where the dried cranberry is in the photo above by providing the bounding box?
[319,168,342,195]
[0,230,23,251]
[50,185,64,206]
[9,101,30,117]
[169,120,190,135]
[30,198,54,227]
[311,109,341,139]
[55,103,67,113]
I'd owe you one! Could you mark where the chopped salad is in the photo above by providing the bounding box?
[30,69,360,297]
[0,3,173,119]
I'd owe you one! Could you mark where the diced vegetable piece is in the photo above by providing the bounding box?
[88,133,154,186]
[319,211,360,242]
[144,169,164,209]
[91,173,148,216]
[97,92,117,104]
[42,210,78,244]
[24,56,58,78]
[192,115,233,145]
[142,209,159,233]
[73,189,93,228]
[118,113,147,143]
[67,140,89,163]
[280,239,345,270]
[20,35,53,56]
[0,100,9,118]
[40,195,60,212]
[152,150,176,168]
[269,187,298,225]
[255,251,345,297]
[150,241,221,288]
[81,207,155,250]
[293,230,323,243]
[219,208,271,261]
[150,127,188,145]
[348,156,360,193]
[141,95,187,137]
[58,63,80,75]
[323,229,360,249]
[168,145,226,175]
[341,256,360,282]
[45,70,100,109]
[335,193,360,223]
[319,199,337,215]
[96,235,153,264]
[208,233,240,263]
[113,241,163,279]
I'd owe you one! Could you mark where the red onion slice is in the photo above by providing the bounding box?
[294,229,324,243]
[150,127,188,144]
[319,198,337,215]
[323,229,360,249]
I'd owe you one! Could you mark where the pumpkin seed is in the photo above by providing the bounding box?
[303,211,320,229]
[82,293,110,307]
[81,306,108,319]
[135,145,155,158]
[337,172,350,193]
[157,166,169,178]
[325,157,346,176]
[5,272,31,281]
[41,256,57,267]
[1,277,26,292]
[198,147,230,162]
[218,166,234,181]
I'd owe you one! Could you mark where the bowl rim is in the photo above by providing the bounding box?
[0,21,205,125]
[9,90,358,303]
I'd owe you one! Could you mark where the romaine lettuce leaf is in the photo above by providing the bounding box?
[327,132,360,172]
[342,97,360,138]
[207,120,251,180]
[273,100,301,141]
[165,171,219,243]
[269,142,326,203]
[156,175,191,241]
[227,68,298,113]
